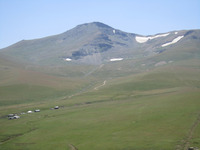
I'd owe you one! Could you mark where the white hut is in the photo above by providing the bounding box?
[14,115,20,119]
[8,114,14,117]
[27,110,33,113]
[54,106,59,109]
[34,109,40,112]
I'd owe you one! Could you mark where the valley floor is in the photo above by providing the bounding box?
[0,86,200,150]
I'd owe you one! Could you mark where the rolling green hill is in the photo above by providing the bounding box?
[0,61,199,150]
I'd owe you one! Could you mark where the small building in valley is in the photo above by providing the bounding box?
[27,110,33,113]
[54,106,59,109]
[34,109,40,112]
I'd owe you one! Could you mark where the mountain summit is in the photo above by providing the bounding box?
[1,22,200,65]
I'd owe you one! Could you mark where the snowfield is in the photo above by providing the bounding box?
[65,58,72,61]
[135,33,170,43]
[149,33,170,40]
[110,58,123,62]
[162,36,184,47]
[135,36,149,43]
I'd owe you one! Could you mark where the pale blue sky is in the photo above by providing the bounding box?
[0,0,200,48]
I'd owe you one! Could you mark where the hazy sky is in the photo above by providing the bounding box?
[0,0,200,48]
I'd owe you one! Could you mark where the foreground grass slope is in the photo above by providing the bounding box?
[1,89,200,150]
[0,60,200,150]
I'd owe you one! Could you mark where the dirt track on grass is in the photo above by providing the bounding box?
[176,112,200,150]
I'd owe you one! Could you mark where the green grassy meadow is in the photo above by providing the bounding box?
[1,39,200,150]
[0,59,200,150]
[0,88,200,150]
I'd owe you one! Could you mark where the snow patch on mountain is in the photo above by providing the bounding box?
[149,33,170,39]
[65,58,72,61]
[135,36,149,43]
[110,58,123,62]
[161,36,184,47]
[135,33,170,43]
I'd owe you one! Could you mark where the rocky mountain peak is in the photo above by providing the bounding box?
[1,22,199,65]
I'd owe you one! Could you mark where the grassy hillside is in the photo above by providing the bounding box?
[0,59,200,150]
[0,55,96,107]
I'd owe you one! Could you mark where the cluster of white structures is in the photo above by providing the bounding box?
[8,109,40,120]
[7,114,20,119]
[7,106,61,120]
